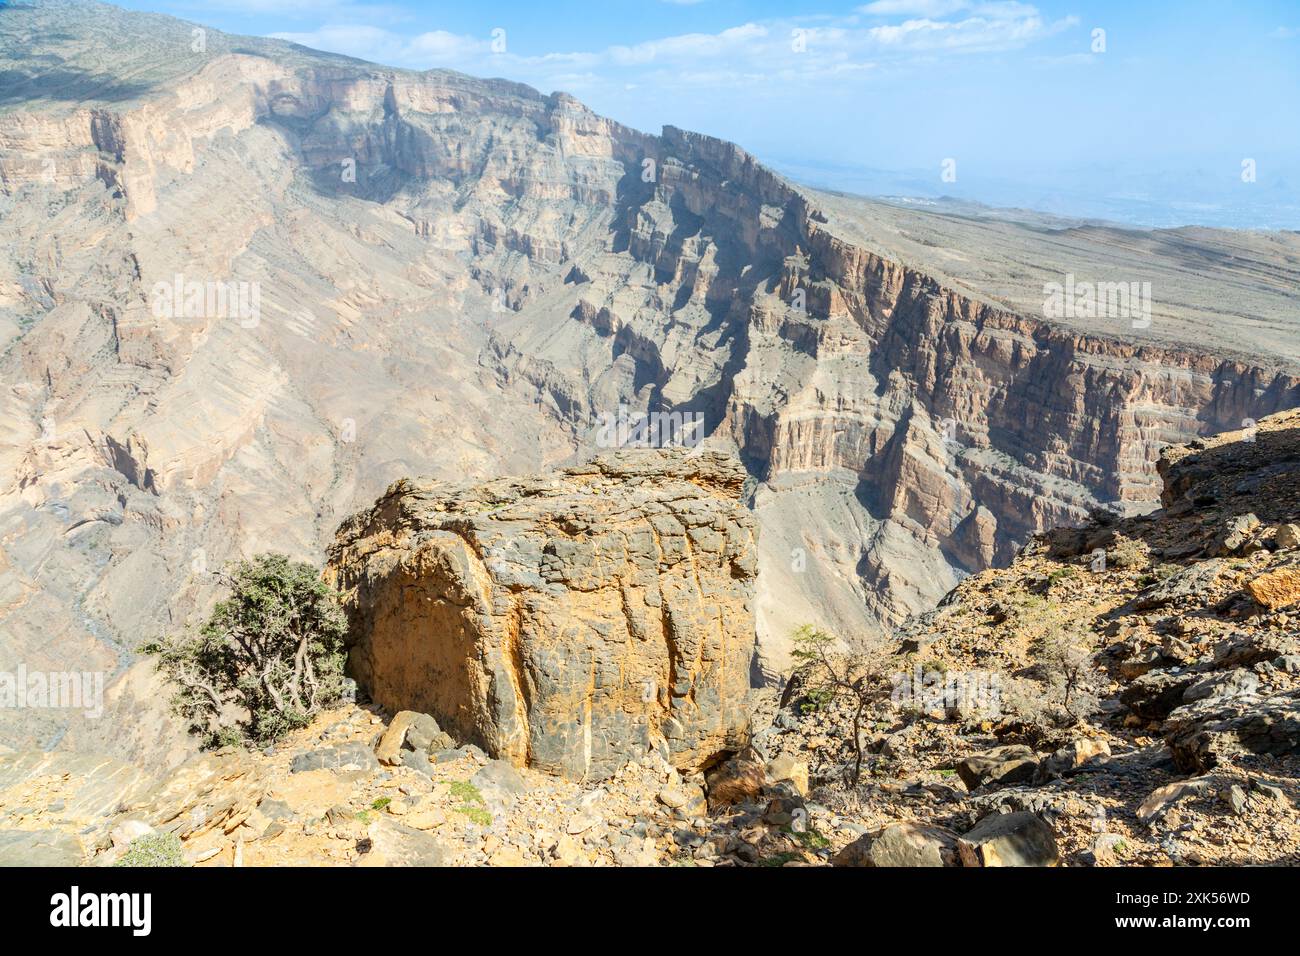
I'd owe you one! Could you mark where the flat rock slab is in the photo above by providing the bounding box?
[0,829,85,867]
[956,745,1038,790]
[290,742,380,773]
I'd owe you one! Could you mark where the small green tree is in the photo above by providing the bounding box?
[789,624,882,786]
[145,554,349,746]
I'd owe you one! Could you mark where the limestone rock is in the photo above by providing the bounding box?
[1121,670,1196,720]
[290,742,379,774]
[957,812,1059,867]
[327,449,757,782]
[705,753,767,809]
[1246,564,1300,611]
[110,819,155,849]
[374,712,454,770]
[357,819,448,867]
[1038,737,1110,779]
[0,830,84,867]
[1275,524,1300,550]
[1165,690,1300,773]
[1136,779,1213,824]
[472,760,530,800]
[1131,559,1225,610]
[955,745,1038,790]
[833,822,961,867]
[1182,670,1259,705]
[766,754,810,796]
[1213,514,1261,555]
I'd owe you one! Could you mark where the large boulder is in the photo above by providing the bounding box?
[705,751,767,809]
[955,745,1038,790]
[326,450,757,782]
[833,822,961,867]
[1246,564,1300,611]
[957,812,1059,867]
[1164,689,1300,773]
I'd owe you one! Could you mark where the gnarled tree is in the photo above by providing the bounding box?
[145,554,349,746]
[789,625,886,785]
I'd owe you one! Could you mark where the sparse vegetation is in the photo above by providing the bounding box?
[1034,629,1102,722]
[454,805,493,826]
[113,832,184,868]
[143,554,350,747]
[794,828,831,851]
[449,780,484,805]
[450,780,491,825]
[1047,565,1079,584]
[789,624,887,785]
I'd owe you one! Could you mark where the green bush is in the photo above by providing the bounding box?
[114,832,184,868]
[145,554,349,746]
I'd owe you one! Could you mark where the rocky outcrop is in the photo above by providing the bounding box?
[326,450,757,782]
[1166,691,1300,774]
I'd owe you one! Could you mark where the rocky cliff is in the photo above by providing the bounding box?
[325,450,756,781]
[2,1,1299,761]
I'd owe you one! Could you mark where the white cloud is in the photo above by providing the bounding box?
[858,0,971,16]
[273,25,487,66]
[271,3,1075,95]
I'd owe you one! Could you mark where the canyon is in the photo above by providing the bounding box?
[1,0,1299,771]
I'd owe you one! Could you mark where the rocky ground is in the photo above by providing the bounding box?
[756,407,1300,866]
[0,702,822,867]
[2,410,1298,867]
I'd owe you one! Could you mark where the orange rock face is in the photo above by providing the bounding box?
[326,450,757,781]
[1247,566,1300,611]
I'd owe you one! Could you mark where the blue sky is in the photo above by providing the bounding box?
[111,1,1300,227]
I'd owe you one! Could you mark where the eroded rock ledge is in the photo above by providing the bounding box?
[326,449,757,782]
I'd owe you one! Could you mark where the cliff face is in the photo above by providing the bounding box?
[481,120,1300,669]
[325,450,757,781]
[1,1,1298,759]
